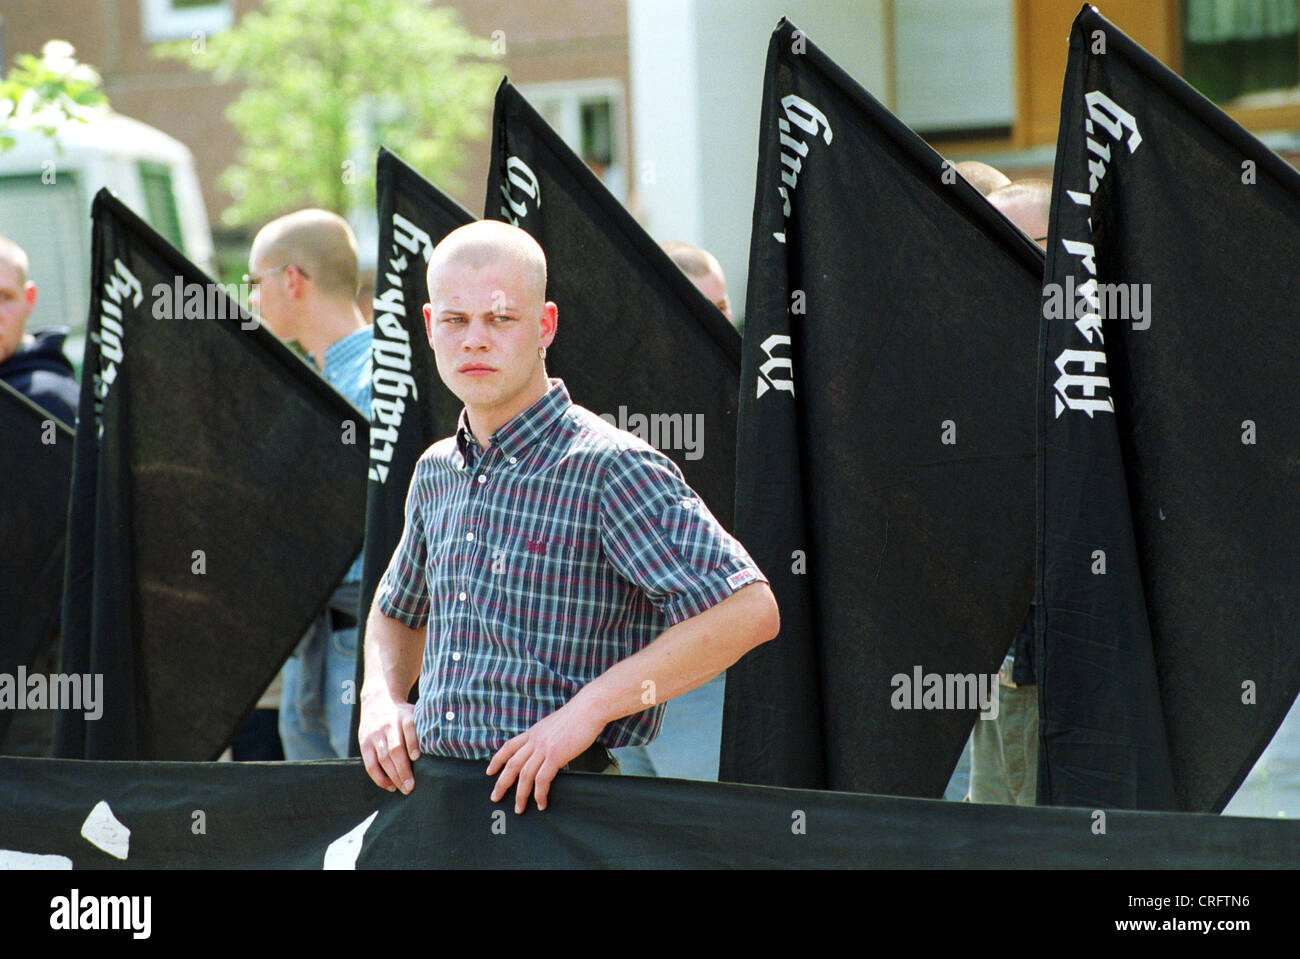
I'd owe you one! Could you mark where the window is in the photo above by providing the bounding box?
[138,161,185,250]
[894,0,1017,140]
[141,0,233,43]
[518,80,627,202]
[1182,0,1300,105]
[0,173,88,342]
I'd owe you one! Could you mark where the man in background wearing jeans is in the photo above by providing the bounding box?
[246,208,372,759]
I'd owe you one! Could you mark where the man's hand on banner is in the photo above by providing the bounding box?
[486,696,607,813]
[359,693,421,794]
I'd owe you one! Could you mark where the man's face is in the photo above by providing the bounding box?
[690,267,732,323]
[686,267,738,323]
[246,243,291,338]
[424,256,555,416]
[0,261,35,364]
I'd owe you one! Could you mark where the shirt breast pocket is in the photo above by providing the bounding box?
[485,532,591,643]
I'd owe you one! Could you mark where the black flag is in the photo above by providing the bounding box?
[484,79,741,530]
[721,20,1044,795]
[0,381,73,748]
[2,753,1298,868]
[1037,6,1300,812]
[54,189,368,761]
[349,148,473,756]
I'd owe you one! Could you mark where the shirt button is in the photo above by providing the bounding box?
[477,474,486,484]
[508,456,517,465]
[458,591,467,601]
[451,651,461,662]
[445,710,455,721]
[465,532,474,542]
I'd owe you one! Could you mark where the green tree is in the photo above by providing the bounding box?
[157,0,497,227]
[0,41,108,150]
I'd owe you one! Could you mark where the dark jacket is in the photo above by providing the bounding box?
[0,328,80,427]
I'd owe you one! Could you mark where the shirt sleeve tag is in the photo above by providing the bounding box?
[727,568,758,590]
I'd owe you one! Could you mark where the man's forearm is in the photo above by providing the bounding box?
[360,603,425,704]
[485,582,778,812]
[572,581,779,728]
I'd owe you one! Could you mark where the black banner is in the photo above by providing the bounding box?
[1037,6,1300,812]
[484,80,741,531]
[1,755,1295,868]
[721,20,1044,796]
[0,381,74,748]
[349,148,474,755]
[54,189,368,761]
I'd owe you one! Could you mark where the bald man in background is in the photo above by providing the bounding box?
[968,178,1051,805]
[245,209,373,760]
[603,240,740,781]
[0,236,78,425]
[661,241,735,327]
[0,235,79,757]
[988,179,1052,249]
[939,171,1045,802]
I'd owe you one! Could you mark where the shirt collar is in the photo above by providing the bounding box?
[456,378,571,462]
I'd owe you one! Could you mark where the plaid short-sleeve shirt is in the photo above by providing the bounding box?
[375,378,765,759]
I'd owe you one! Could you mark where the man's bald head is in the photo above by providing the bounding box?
[426,220,548,307]
[0,235,30,286]
[989,179,1052,249]
[660,240,733,323]
[955,161,1012,197]
[250,209,359,299]
[0,235,35,365]
[422,220,558,431]
[660,241,721,280]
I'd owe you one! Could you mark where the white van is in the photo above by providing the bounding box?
[0,109,214,371]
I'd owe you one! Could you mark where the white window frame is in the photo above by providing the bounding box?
[141,0,233,44]
[516,78,628,203]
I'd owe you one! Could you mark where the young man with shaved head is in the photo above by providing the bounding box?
[0,235,79,425]
[246,209,372,760]
[359,220,779,812]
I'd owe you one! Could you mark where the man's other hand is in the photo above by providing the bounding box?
[486,696,606,813]
[359,692,420,794]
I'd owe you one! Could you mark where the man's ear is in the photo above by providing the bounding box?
[286,265,309,298]
[540,300,558,347]
[24,282,36,308]
[423,303,434,346]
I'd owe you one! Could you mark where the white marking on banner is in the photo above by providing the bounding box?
[324,810,379,870]
[80,800,130,860]
[0,849,72,869]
